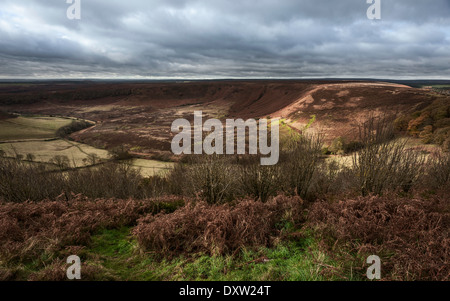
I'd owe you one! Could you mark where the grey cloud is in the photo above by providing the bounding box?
[0,0,449,79]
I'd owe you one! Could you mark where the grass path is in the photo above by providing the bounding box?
[82,227,351,281]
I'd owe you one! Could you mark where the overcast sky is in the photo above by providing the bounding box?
[0,0,449,79]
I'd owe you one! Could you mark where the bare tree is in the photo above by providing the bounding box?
[352,115,425,196]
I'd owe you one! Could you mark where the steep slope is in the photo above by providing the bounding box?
[0,80,440,155]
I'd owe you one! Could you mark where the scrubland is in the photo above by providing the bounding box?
[0,115,448,281]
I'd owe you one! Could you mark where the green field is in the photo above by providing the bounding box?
[130,158,174,177]
[0,116,73,141]
[0,116,174,176]
[0,139,110,165]
[74,227,346,281]
[0,138,173,176]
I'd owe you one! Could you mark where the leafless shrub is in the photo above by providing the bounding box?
[425,151,450,190]
[310,159,355,198]
[66,163,143,199]
[352,116,425,196]
[50,155,71,170]
[85,153,100,165]
[139,175,171,198]
[281,133,324,199]
[166,162,190,196]
[238,156,282,202]
[184,155,237,204]
[0,157,65,202]
[0,157,162,201]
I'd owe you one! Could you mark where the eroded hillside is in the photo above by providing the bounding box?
[0,80,442,158]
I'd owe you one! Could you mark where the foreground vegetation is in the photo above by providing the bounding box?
[0,116,449,281]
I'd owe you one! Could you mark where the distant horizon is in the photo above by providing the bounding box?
[1,77,450,83]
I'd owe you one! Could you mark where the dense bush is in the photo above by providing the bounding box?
[309,159,355,199]
[394,97,450,149]
[166,133,325,202]
[433,126,450,151]
[425,151,450,190]
[352,116,425,196]
[133,195,304,256]
[308,194,450,281]
[238,156,282,202]
[0,195,185,264]
[108,145,133,161]
[167,155,237,204]
[0,158,167,201]
[56,120,92,138]
[280,133,323,199]
[0,158,66,202]
[2,114,446,204]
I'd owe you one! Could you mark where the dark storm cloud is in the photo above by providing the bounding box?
[0,0,449,78]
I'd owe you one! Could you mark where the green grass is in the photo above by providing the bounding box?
[0,116,73,141]
[79,228,351,281]
[1,225,360,281]
[86,227,152,280]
